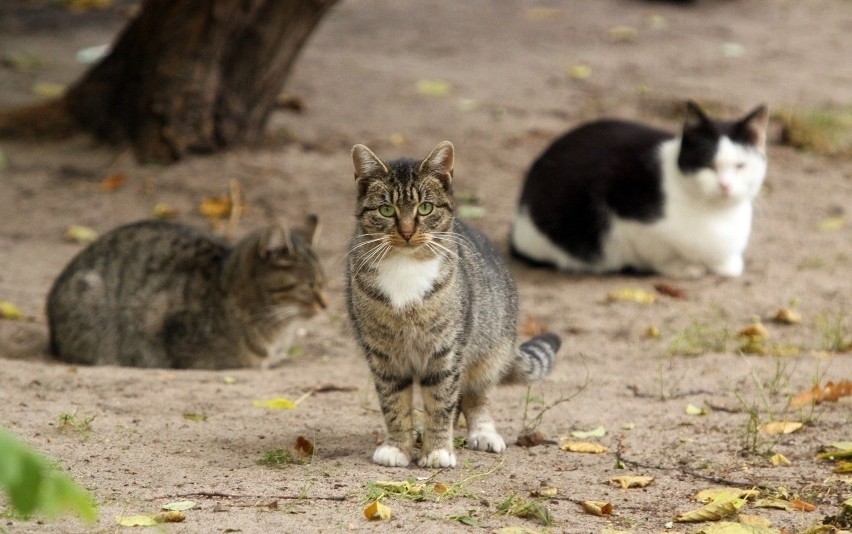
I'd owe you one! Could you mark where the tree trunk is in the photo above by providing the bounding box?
[63,0,337,163]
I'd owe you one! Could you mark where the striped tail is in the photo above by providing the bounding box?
[503,332,561,384]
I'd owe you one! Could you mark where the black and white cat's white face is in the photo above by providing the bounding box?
[677,101,769,202]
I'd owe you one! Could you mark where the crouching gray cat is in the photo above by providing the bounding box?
[48,218,326,369]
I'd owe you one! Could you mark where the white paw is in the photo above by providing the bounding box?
[712,256,744,277]
[467,429,506,453]
[373,445,410,467]
[417,448,457,468]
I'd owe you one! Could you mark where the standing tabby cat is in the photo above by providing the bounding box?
[511,101,769,278]
[346,141,561,468]
[48,218,326,369]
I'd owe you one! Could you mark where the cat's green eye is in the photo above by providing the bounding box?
[417,202,434,216]
[378,204,396,217]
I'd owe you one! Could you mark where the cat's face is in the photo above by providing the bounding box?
[677,102,769,203]
[350,141,456,259]
[252,217,327,318]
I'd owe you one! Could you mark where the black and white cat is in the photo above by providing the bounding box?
[510,101,769,278]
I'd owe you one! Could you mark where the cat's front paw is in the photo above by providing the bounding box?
[417,448,457,468]
[373,444,411,467]
[711,256,744,277]
[467,429,506,453]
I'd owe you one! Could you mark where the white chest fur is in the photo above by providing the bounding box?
[375,253,443,310]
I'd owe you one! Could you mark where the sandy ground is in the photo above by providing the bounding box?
[1,0,851,532]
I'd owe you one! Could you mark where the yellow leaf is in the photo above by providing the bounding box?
[161,500,196,511]
[674,498,744,522]
[364,500,391,520]
[415,79,452,97]
[611,475,654,489]
[581,500,613,516]
[752,498,793,511]
[560,441,608,454]
[115,515,158,526]
[153,510,185,523]
[758,421,802,435]
[695,521,777,533]
[817,217,844,232]
[570,425,606,438]
[833,461,852,474]
[64,225,98,244]
[686,404,708,416]
[198,195,232,219]
[606,287,656,304]
[152,202,178,218]
[537,487,558,498]
[32,82,66,98]
[771,308,802,325]
[694,488,760,503]
[566,64,591,80]
[252,398,297,410]
[736,514,772,528]
[770,453,791,466]
[646,326,661,338]
[0,300,23,320]
[738,322,770,340]
[608,25,638,42]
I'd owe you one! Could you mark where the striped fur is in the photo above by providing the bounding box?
[346,141,561,468]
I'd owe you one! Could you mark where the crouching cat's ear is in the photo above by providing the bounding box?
[419,140,454,186]
[735,104,769,153]
[258,224,295,266]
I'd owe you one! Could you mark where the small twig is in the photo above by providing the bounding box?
[703,400,744,414]
[148,491,347,502]
[626,384,714,400]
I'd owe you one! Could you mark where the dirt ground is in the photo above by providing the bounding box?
[1,0,851,532]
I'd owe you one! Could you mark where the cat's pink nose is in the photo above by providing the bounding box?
[399,230,414,241]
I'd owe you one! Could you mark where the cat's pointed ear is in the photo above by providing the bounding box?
[259,224,295,265]
[304,214,321,248]
[419,140,454,185]
[736,104,769,152]
[352,144,388,181]
[683,100,711,131]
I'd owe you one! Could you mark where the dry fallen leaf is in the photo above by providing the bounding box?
[100,173,128,191]
[694,488,760,503]
[654,282,688,299]
[695,521,776,533]
[161,500,197,511]
[816,217,845,232]
[769,453,791,466]
[789,380,852,408]
[0,301,23,320]
[416,79,452,97]
[516,430,547,448]
[115,515,158,527]
[153,510,186,523]
[560,441,608,454]
[611,475,654,489]
[758,421,803,435]
[736,514,772,528]
[833,461,852,474]
[752,498,793,511]
[199,195,232,219]
[363,500,391,520]
[519,317,549,337]
[64,225,98,244]
[738,322,770,340]
[571,426,606,439]
[674,497,744,522]
[646,326,661,338]
[608,25,638,42]
[790,498,816,512]
[152,202,178,218]
[252,398,297,410]
[566,64,591,80]
[432,483,449,495]
[686,404,709,416]
[537,487,558,498]
[294,435,314,458]
[581,500,613,516]
[771,307,802,325]
[607,287,657,304]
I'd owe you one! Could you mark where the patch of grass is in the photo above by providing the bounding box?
[496,493,553,526]
[667,322,730,356]
[777,105,852,158]
[520,356,589,434]
[814,310,852,352]
[57,410,95,435]
[257,449,297,468]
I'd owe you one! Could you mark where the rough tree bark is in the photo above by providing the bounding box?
[10,0,338,163]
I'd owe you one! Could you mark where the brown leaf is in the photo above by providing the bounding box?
[771,307,802,325]
[610,475,654,489]
[654,282,688,299]
[788,380,852,408]
[560,441,608,454]
[581,500,613,516]
[294,435,314,458]
[100,173,128,191]
[790,498,816,512]
[519,317,549,336]
[738,322,770,340]
[694,487,760,503]
[516,430,548,448]
[152,510,185,523]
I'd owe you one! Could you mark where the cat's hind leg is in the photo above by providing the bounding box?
[710,255,744,277]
